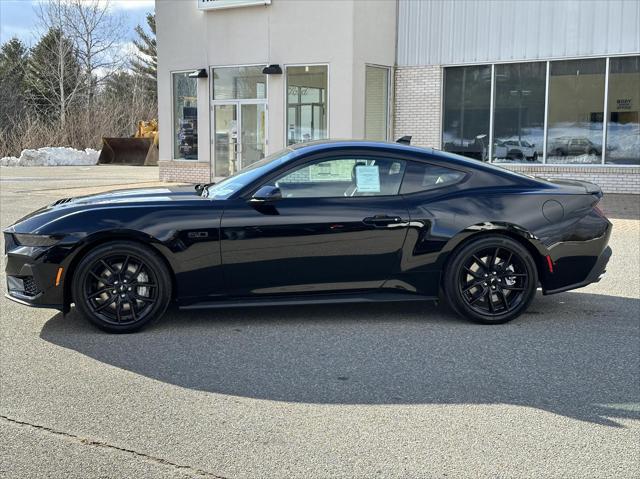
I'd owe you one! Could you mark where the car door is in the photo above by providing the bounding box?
[219,154,411,296]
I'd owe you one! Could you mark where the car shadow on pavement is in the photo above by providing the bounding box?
[40,292,639,427]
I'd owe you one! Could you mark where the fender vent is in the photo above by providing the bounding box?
[52,198,73,205]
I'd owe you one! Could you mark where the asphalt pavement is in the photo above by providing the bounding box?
[1,166,639,478]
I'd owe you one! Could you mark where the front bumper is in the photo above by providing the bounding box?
[4,244,66,310]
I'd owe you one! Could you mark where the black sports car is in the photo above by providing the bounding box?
[4,140,612,332]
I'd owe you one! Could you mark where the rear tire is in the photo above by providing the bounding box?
[72,241,171,333]
[443,235,538,324]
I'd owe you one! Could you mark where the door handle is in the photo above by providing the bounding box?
[363,215,404,227]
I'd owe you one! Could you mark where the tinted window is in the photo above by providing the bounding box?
[400,162,465,194]
[265,157,406,198]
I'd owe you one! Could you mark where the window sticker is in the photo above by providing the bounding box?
[355,165,380,192]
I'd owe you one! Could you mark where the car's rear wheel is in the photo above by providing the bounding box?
[443,235,538,324]
[72,241,171,333]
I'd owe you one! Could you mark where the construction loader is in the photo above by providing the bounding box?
[98,120,159,166]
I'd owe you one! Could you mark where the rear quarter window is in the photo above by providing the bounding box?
[400,161,466,194]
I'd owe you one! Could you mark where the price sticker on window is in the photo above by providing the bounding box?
[355,165,380,193]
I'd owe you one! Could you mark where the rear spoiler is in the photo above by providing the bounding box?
[540,178,603,197]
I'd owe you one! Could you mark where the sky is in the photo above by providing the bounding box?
[0,0,155,46]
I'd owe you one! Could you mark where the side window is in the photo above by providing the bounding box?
[267,157,406,198]
[400,161,465,194]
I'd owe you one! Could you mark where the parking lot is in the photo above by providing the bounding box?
[1,166,639,478]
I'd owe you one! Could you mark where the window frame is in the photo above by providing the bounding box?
[284,63,330,147]
[262,155,407,200]
[244,151,414,200]
[170,69,201,162]
[399,159,470,196]
[441,54,640,167]
[364,64,392,141]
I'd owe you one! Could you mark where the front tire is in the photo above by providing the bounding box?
[443,235,538,324]
[72,241,172,333]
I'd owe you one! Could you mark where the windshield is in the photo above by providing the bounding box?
[204,148,294,199]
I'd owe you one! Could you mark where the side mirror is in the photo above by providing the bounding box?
[250,185,282,204]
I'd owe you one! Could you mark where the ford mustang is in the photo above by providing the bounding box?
[4,140,612,332]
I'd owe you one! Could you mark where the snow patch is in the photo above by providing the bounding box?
[0,147,100,167]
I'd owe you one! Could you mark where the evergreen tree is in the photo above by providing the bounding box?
[131,13,157,102]
[0,38,29,131]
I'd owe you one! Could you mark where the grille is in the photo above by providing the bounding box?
[23,277,40,296]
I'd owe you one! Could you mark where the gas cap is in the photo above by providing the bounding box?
[542,199,564,223]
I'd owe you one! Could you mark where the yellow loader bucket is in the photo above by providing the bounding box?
[98,138,159,166]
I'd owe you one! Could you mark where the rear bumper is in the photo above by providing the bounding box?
[543,245,611,295]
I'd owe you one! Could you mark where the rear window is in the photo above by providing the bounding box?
[400,161,465,194]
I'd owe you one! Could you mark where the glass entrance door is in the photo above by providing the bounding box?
[213,102,266,176]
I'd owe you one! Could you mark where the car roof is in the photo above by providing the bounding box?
[285,140,536,181]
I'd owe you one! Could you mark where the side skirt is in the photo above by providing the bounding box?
[179,291,439,311]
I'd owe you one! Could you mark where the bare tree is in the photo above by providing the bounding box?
[62,0,126,104]
[31,0,84,127]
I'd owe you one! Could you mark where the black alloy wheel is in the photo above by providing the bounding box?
[444,235,538,324]
[72,241,171,333]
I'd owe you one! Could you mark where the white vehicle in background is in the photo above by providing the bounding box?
[493,140,508,160]
[503,139,538,161]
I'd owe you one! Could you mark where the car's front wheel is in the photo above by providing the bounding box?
[443,235,538,324]
[72,241,172,333]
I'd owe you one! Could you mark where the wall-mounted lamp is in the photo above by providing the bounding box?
[188,69,208,78]
[262,64,283,75]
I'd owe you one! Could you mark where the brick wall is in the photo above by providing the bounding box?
[393,65,442,149]
[159,160,210,183]
[501,164,640,195]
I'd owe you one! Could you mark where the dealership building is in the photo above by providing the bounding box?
[156,0,640,193]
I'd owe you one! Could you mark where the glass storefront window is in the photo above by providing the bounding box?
[364,65,390,141]
[286,65,328,145]
[546,59,606,164]
[172,72,198,160]
[213,66,266,100]
[492,62,545,163]
[442,65,492,161]
[606,56,640,165]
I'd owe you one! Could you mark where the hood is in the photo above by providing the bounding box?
[5,186,208,233]
[51,186,201,207]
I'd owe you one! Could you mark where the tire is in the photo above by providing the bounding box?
[71,241,172,333]
[443,235,538,324]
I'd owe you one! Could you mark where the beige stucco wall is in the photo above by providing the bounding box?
[156,0,396,179]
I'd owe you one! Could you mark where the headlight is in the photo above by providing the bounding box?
[12,233,61,247]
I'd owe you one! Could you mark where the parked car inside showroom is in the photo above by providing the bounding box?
[4,140,612,332]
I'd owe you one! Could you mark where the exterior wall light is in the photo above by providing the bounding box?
[262,64,283,75]
[188,69,208,78]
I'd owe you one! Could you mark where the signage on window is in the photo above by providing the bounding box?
[198,0,271,10]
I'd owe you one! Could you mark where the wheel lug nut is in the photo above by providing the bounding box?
[120,294,125,298]
[128,287,132,291]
